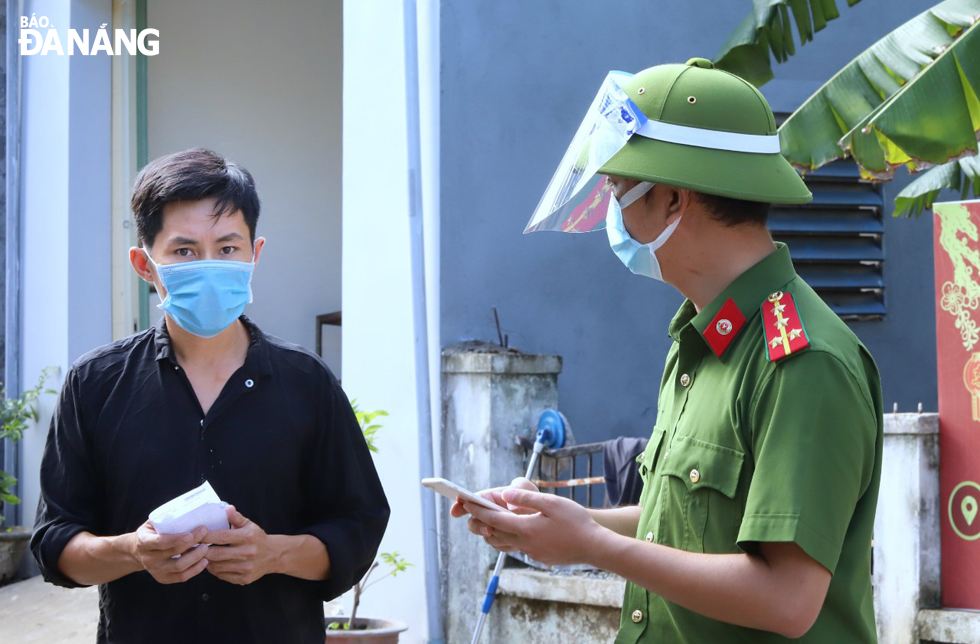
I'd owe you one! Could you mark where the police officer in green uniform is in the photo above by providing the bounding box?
[453,59,882,642]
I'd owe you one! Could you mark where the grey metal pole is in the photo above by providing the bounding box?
[2,0,22,529]
[470,446,545,644]
[402,1,445,642]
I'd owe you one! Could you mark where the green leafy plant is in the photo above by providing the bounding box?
[715,0,980,216]
[351,400,389,454]
[325,402,410,632]
[1,368,56,524]
[326,552,413,631]
[715,0,863,88]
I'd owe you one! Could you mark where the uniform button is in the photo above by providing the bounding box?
[645,532,654,542]
[631,609,643,623]
[245,379,254,388]
[689,469,701,483]
[201,593,209,602]
[680,374,691,387]
[638,452,645,462]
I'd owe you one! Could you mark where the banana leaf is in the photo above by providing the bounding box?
[894,155,980,217]
[715,0,863,87]
[778,0,980,179]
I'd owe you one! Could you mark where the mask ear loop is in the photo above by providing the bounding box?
[142,249,171,308]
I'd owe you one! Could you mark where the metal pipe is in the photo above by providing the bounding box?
[402,1,444,642]
[470,444,546,644]
[2,0,23,528]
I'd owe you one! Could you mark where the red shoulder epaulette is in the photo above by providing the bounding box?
[761,291,810,362]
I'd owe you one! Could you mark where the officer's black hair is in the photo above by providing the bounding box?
[131,147,260,248]
[694,192,770,227]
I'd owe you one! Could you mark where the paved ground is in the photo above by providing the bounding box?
[0,576,98,643]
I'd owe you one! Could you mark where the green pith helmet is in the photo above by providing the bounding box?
[598,58,812,204]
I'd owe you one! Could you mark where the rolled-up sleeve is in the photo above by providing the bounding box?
[30,369,100,588]
[299,370,390,601]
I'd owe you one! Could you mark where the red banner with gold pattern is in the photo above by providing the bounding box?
[935,199,980,608]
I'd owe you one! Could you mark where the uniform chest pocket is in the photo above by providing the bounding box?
[657,435,745,553]
[637,426,666,481]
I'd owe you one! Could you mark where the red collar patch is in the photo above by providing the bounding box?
[702,298,746,358]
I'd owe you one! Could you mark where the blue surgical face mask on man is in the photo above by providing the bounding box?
[145,251,255,338]
[605,181,682,281]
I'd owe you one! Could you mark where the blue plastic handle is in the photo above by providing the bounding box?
[481,575,500,614]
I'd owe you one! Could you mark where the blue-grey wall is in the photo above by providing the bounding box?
[440,0,939,445]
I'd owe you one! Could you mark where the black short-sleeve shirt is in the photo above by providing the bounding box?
[31,316,390,643]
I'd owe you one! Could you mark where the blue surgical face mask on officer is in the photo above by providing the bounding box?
[605,181,682,282]
[145,251,255,338]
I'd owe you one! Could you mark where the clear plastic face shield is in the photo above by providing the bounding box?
[524,71,647,234]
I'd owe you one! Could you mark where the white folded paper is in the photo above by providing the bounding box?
[148,481,230,535]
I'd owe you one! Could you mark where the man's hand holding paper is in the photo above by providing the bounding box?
[202,505,280,586]
[132,522,211,585]
[133,481,230,584]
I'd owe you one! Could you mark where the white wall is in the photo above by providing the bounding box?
[342,0,440,641]
[18,0,114,531]
[146,0,343,371]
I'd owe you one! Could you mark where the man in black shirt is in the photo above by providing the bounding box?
[31,148,390,643]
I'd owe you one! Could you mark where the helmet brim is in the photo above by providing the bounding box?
[599,135,812,205]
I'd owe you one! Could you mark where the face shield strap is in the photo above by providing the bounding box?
[619,181,654,209]
[635,119,780,154]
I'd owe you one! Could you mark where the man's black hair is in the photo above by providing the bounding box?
[694,191,770,227]
[131,147,260,248]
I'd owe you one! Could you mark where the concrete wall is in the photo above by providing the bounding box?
[439,0,939,445]
[872,413,940,644]
[146,0,343,370]
[441,344,562,644]
[341,1,440,641]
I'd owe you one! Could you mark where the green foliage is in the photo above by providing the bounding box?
[715,0,863,87]
[1,368,56,524]
[378,551,412,578]
[776,1,980,181]
[894,155,980,217]
[350,399,388,453]
[340,403,409,628]
[346,551,414,628]
[718,0,980,215]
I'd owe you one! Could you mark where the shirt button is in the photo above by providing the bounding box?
[638,453,645,462]
[645,532,654,543]
[201,593,209,602]
[631,609,643,623]
[680,373,691,387]
[689,469,701,483]
[245,379,254,388]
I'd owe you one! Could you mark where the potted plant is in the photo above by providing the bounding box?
[325,402,409,643]
[1,368,55,584]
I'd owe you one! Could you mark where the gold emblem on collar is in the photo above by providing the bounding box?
[767,291,784,303]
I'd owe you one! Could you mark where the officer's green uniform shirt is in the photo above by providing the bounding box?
[616,244,883,643]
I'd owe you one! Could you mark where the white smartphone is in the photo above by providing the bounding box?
[421,477,513,513]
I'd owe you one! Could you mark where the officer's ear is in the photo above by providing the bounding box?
[665,187,692,226]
